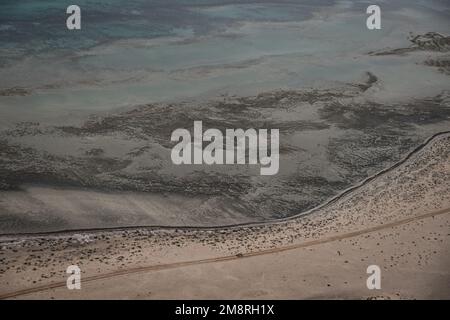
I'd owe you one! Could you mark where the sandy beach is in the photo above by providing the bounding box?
[1,132,448,299]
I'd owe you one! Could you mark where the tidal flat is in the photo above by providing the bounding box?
[0,1,450,233]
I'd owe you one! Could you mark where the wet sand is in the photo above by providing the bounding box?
[2,78,450,232]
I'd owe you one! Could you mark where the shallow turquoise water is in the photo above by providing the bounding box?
[0,0,449,126]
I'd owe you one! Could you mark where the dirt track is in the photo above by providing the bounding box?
[2,207,448,300]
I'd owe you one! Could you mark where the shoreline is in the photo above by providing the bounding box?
[1,129,449,299]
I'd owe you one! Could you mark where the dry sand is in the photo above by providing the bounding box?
[0,132,449,299]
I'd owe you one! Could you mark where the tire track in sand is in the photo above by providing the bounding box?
[1,207,449,299]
